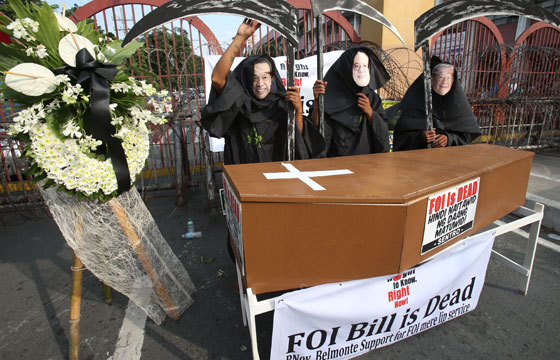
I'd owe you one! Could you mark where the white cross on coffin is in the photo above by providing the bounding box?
[263,162,353,191]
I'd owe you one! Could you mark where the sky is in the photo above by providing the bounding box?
[45,0,243,47]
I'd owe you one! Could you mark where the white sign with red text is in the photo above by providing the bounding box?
[422,177,480,254]
[270,231,495,360]
[223,175,243,270]
[203,52,344,152]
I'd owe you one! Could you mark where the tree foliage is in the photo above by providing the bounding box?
[124,26,203,92]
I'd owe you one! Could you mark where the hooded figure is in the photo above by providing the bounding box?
[393,56,481,151]
[315,46,391,157]
[201,54,325,164]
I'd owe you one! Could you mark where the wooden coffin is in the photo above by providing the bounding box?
[222,144,533,294]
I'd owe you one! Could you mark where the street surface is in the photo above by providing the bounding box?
[1,150,559,359]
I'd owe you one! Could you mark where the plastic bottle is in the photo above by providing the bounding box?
[181,231,202,239]
[187,218,194,233]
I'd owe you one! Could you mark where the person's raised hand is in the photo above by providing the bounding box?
[237,18,260,40]
[313,80,327,100]
[356,93,373,121]
[286,86,303,113]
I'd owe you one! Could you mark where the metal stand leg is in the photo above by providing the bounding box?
[236,261,247,327]
[519,203,544,295]
[490,203,545,296]
[246,288,261,360]
[235,260,278,360]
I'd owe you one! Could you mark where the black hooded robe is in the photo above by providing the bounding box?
[322,46,391,157]
[393,57,481,151]
[201,54,325,165]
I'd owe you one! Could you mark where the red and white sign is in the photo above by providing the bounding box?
[422,178,480,254]
[223,176,243,269]
[270,231,495,360]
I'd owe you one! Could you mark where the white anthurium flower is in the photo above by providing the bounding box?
[5,63,57,96]
[54,12,78,32]
[58,33,96,67]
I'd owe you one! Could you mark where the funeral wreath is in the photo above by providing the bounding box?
[1,0,171,201]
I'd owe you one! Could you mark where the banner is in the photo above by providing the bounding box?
[203,52,344,152]
[270,231,495,360]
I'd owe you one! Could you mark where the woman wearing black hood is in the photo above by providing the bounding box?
[201,18,325,165]
[312,46,391,157]
[393,56,481,151]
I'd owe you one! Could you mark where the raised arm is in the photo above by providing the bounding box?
[211,18,261,95]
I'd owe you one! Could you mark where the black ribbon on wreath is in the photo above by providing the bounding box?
[54,48,131,195]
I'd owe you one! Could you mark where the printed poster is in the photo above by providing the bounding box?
[422,178,480,254]
[270,231,495,360]
[222,175,243,270]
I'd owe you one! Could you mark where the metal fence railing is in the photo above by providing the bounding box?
[1,3,559,210]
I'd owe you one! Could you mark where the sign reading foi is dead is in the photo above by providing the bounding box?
[422,178,480,254]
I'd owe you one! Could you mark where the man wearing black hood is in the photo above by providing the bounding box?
[201,19,325,263]
[312,46,391,157]
[201,18,325,165]
[393,57,481,151]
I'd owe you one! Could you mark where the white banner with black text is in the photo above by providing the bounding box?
[270,231,495,360]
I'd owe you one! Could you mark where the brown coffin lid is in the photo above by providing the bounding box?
[224,144,534,204]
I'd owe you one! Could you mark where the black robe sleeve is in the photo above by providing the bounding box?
[323,95,389,156]
[438,129,472,147]
[201,72,246,138]
[296,117,327,159]
[394,123,474,151]
[393,129,425,151]
[370,95,390,153]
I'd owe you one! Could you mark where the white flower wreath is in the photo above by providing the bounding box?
[1,0,172,200]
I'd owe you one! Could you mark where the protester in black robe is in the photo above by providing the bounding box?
[393,57,481,151]
[201,19,325,165]
[201,19,325,263]
[312,46,390,157]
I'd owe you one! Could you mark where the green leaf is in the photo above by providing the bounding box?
[45,112,64,139]
[0,14,11,26]
[105,40,143,65]
[1,85,49,105]
[0,42,30,69]
[42,178,56,189]
[31,172,47,183]
[34,3,63,63]
[8,0,33,20]
[76,20,98,44]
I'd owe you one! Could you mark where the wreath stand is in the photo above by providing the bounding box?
[39,187,196,360]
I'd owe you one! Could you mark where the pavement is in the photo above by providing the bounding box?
[0,148,559,360]
[524,149,560,232]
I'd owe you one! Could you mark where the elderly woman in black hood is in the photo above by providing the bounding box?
[201,18,325,165]
[393,57,481,151]
[312,46,391,157]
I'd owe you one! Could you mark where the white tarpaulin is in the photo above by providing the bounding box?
[203,52,344,152]
[270,231,495,360]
